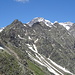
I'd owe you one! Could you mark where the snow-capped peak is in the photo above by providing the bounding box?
[27,17,73,30]
[59,22,73,30]
[27,17,53,27]
[27,17,44,26]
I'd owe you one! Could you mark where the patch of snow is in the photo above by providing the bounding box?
[45,19,50,23]
[29,46,35,52]
[0,27,5,32]
[28,53,44,66]
[27,17,53,27]
[34,38,38,43]
[28,36,32,40]
[0,47,4,50]
[48,58,73,74]
[54,21,58,24]
[18,35,25,40]
[26,44,34,51]
[18,35,22,39]
[35,54,41,61]
[26,44,37,53]
[37,17,44,22]
[24,24,27,27]
[33,44,38,53]
[26,44,31,47]
[27,17,44,26]
[44,20,53,27]
[0,46,11,55]
[38,54,63,75]
[59,22,73,30]
[47,67,60,75]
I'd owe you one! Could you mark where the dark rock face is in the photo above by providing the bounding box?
[0,18,75,75]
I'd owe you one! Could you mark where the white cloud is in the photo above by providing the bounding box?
[15,0,29,3]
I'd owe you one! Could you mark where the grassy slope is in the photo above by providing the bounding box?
[0,49,22,75]
[27,60,45,75]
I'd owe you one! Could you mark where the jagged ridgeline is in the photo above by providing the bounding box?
[0,17,75,75]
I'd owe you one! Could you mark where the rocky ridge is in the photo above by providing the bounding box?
[0,17,75,75]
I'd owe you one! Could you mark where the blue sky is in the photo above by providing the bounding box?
[0,0,75,27]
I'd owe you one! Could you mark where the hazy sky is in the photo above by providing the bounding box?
[0,0,75,27]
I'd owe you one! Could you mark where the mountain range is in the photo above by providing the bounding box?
[0,17,75,75]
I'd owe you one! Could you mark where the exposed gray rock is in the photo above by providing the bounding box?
[0,18,75,75]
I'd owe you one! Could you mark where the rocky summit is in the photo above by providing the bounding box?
[0,17,75,75]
